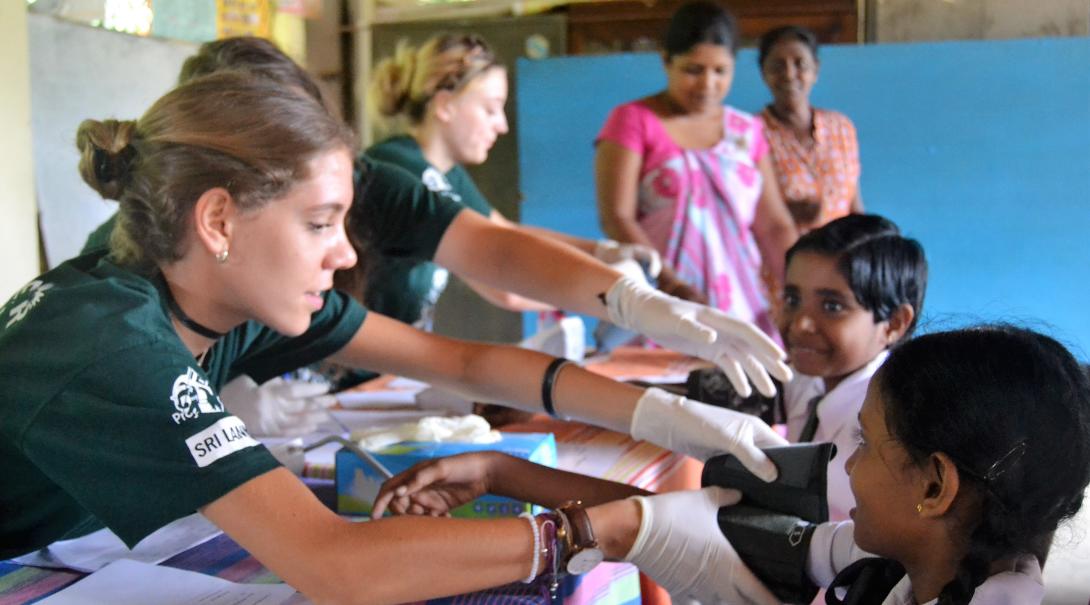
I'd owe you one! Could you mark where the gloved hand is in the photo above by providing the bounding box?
[219,375,336,437]
[631,387,788,481]
[605,276,792,397]
[595,239,663,280]
[624,487,780,605]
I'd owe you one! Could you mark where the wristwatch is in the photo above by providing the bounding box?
[556,501,604,575]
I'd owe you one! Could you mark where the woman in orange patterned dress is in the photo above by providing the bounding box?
[758,26,863,234]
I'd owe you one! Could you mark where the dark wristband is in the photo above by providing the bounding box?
[541,357,571,418]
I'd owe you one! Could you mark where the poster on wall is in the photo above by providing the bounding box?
[217,0,271,39]
[275,0,323,18]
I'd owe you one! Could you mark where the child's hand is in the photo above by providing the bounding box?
[371,451,504,519]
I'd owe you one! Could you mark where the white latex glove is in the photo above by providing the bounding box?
[219,375,336,437]
[632,387,788,480]
[624,487,780,605]
[605,276,792,397]
[595,239,663,279]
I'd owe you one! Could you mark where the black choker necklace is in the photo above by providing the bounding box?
[160,276,225,340]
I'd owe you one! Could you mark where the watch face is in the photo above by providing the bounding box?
[566,548,604,575]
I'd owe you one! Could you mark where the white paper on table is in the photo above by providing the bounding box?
[12,513,222,573]
[302,409,439,470]
[335,390,418,409]
[329,409,436,432]
[386,377,429,390]
[35,559,296,605]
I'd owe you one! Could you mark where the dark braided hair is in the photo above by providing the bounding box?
[877,325,1090,604]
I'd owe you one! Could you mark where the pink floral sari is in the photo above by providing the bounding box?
[599,102,777,338]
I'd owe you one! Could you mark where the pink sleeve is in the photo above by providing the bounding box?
[596,102,646,155]
[751,117,769,163]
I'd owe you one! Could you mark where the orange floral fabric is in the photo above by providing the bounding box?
[761,107,861,227]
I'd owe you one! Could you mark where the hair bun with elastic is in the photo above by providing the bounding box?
[76,119,138,200]
[369,41,418,119]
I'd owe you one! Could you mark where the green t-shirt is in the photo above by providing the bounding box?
[0,252,367,557]
[364,136,494,329]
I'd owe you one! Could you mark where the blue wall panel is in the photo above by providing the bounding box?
[517,38,1090,357]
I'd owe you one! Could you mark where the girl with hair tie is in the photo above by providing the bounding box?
[81,37,795,435]
[2,71,789,605]
[82,35,793,431]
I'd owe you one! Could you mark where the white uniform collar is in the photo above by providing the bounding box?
[785,350,891,521]
[826,349,889,401]
[786,349,889,440]
[883,555,1043,605]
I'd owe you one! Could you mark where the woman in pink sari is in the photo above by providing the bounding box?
[595,1,797,339]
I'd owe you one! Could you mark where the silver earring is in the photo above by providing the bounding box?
[215,248,229,264]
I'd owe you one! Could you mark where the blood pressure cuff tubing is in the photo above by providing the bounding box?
[702,443,837,604]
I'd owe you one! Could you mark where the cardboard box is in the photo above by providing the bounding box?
[336,433,557,517]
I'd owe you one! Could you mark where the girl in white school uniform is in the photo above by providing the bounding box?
[375,325,1090,604]
[776,214,927,521]
[1,73,791,605]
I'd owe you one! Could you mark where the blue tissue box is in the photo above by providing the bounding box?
[335,432,557,517]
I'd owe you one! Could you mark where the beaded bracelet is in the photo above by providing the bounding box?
[518,512,540,583]
[538,514,561,600]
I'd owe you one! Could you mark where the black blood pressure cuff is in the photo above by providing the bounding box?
[685,368,784,425]
[701,443,837,604]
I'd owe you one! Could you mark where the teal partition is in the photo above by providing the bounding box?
[517,37,1090,357]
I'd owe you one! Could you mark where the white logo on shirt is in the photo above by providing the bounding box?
[4,280,54,328]
[186,416,259,468]
[170,367,223,424]
[421,167,462,202]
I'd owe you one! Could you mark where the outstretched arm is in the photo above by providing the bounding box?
[434,209,792,397]
[492,208,661,276]
[329,313,788,479]
[435,209,619,318]
[202,468,544,605]
[203,465,778,605]
[460,274,556,313]
[372,452,647,518]
[489,208,596,255]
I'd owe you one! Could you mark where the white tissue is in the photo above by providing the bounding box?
[350,414,501,451]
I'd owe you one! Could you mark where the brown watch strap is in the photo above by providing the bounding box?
[558,501,597,549]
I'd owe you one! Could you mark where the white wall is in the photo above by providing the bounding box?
[873,0,1089,42]
[0,4,40,300]
[29,14,196,267]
